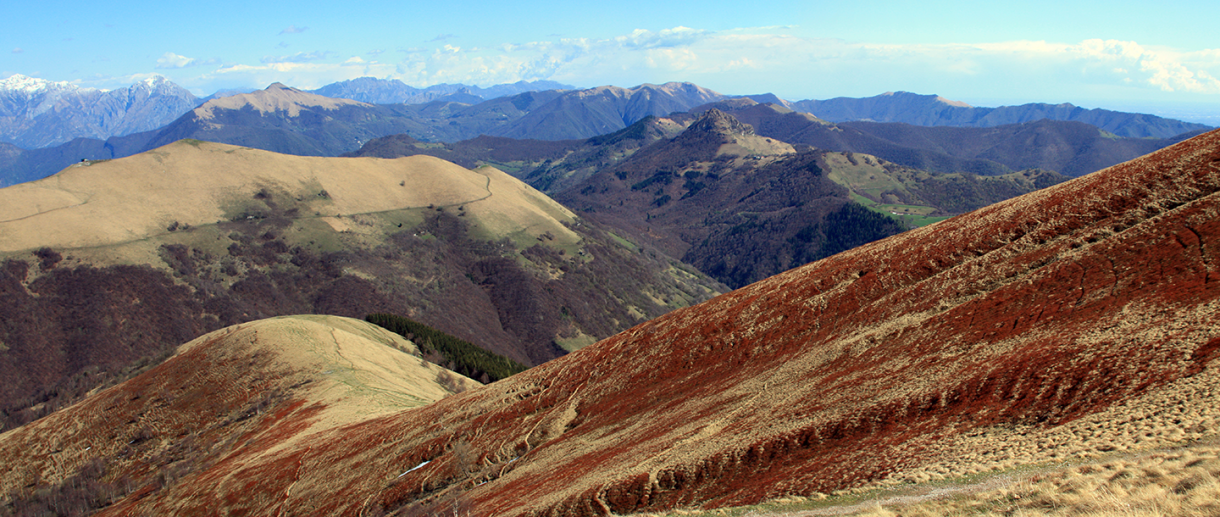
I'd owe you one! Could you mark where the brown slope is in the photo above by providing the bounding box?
[10,129,1220,517]
[0,315,481,516]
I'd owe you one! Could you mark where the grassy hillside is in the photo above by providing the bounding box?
[0,140,723,431]
[0,139,578,255]
[821,151,1070,227]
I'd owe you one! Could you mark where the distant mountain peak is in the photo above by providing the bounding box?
[676,108,795,158]
[934,95,972,108]
[136,74,170,87]
[193,82,369,119]
[688,108,755,137]
[879,91,973,108]
[710,98,762,111]
[0,74,89,96]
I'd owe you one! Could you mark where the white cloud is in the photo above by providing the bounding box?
[614,27,706,49]
[204,61,398,90]
[960,39,1220,95]
[11,48,22,54]
[156,52,197,69]
[261,51,333,64]
[172,27,1220,105]
[279,25,308,35]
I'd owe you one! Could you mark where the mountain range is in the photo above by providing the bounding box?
[0,75,197,149]
[1,75,1211,189]
[0,81,730,187]
[308,77,574,104]
[1,123,1216,515]
[2,84,1195,192]
[779,90,1212,139]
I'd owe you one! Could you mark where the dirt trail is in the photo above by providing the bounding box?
[781,474,1026,516]
[747,436,1220,516]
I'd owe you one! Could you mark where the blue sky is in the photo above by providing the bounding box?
[4,0,1219,123]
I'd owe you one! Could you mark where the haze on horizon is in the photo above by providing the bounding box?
[3,0,1219,124]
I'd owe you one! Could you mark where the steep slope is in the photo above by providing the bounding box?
[16,128,1217,516]
[790,91,1211,138]
[0,140,723,428]
[0,315,480,516]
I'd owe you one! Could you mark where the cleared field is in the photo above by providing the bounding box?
[847,191,946,228]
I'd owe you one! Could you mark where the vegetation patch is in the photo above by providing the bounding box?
[366,313,529,383]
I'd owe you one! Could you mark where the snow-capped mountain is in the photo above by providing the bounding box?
[0,74,198,149]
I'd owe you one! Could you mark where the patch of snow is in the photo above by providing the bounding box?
[0,74,90,96]
[397,460,430,477]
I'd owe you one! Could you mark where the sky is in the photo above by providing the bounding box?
[3,0,1219,124]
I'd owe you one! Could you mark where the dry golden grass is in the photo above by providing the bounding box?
[716,132,795,158]
[0,314,480,495]
[639,441,1220,517]
[842,442,1220,517]
[0,140,579,265]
